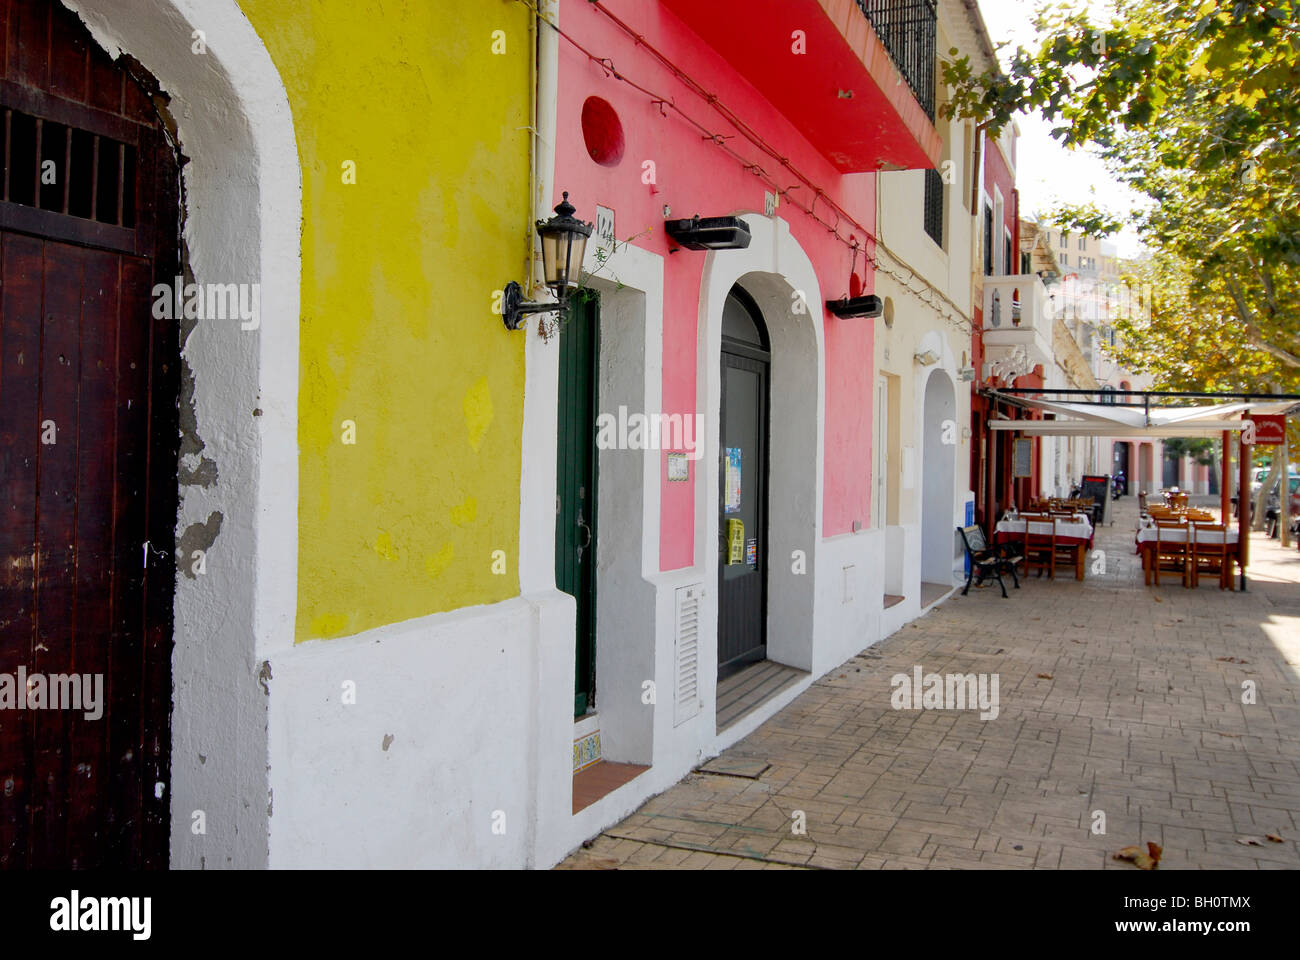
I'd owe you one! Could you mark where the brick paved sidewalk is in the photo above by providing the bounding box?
[558,498,1300,870]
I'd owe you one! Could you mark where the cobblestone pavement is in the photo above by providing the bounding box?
[558,498,1300,869]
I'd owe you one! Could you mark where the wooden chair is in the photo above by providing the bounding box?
[1153,520,1190,587]
[1190,523,1232,590]
[1021,515,1055,578]
[959,525,1022,599]
[1051,517,1080,578]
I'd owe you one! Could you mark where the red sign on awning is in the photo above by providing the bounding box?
[1247,414,1287,445]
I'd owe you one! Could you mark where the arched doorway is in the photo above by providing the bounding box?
[25,0,300,869]
[717,285,770,677]
[0,0,181,868]
[920,370,956,590]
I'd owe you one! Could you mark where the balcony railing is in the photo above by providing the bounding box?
[855,0,937,122]
[982,275,1054,380]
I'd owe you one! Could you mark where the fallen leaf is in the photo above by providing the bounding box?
[1236,836,1267,846]
[1113,844,1159,870]
[1266,834,1284,843]
[1037,673,1053,679]
[1152,595,1163,602]
[1216,656,1250,664]
[1215,731,1242,738]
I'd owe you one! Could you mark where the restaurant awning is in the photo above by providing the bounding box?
[984,391,1300,438]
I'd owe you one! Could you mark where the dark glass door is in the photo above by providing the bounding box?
[717,337,769,679]
[556,294,599,716]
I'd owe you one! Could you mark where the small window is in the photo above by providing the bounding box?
[923,168,943,247]
[1060,253,1068,267]
[1078,236,1086,251]
[983,204,994,276]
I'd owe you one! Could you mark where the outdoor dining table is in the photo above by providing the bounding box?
[993,515,1094,580]
[1134,522,1240,586]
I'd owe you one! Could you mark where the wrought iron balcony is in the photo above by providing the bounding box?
[854,0,937,122]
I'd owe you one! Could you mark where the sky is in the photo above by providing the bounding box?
[975,0,1147,257]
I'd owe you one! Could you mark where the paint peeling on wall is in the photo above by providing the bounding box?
[177,511,223,579]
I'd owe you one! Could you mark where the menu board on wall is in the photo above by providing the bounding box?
[1013,438,1033,479]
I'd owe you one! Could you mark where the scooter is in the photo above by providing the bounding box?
[1112,472,1125,500]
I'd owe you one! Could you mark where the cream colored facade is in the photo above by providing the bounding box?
[870,0,997,622]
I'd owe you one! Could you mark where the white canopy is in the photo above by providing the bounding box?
[985,394,1299,438]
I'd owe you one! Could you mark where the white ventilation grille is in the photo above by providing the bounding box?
[673,584,702,726]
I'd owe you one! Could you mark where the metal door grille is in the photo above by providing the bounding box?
[2,105,136,226]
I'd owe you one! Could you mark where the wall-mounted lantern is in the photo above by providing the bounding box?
[665,215,751,250]
[502,191,593,331]
[826,295,883,319]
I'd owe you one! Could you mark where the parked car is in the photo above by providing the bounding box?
[1251,466,1299,497]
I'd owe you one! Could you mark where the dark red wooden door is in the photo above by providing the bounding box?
[0,0,179,869]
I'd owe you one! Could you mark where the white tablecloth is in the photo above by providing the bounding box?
[1136,525,1238,546]
[996,517,1094,541]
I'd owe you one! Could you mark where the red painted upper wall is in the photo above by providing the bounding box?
[983,133,1018,249]
[555,0,888,570]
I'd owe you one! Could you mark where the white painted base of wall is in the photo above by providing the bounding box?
[263,515,959,869]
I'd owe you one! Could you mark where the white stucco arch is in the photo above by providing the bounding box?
[920,368,958,587]
[61,0,301,868]
[697,214,826,676]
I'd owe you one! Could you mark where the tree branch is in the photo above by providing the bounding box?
[1227,278,1300,368]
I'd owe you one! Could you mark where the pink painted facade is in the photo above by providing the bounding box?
[554,0,902,570]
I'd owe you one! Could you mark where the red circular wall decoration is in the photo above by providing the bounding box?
[581,96,625,167]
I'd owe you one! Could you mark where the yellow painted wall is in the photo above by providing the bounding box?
[237,0,532,640]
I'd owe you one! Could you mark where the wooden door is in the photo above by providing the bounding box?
[0,0,180,869]
[555,293,599,717]
[717,288,769,679]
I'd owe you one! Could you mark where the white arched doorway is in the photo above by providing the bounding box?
[63,0,301,868]
[920,369,957,589]
[698,215,825,681]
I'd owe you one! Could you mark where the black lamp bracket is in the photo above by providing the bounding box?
[502,280,566,331]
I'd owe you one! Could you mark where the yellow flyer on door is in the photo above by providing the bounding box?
[727,518,745,564]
